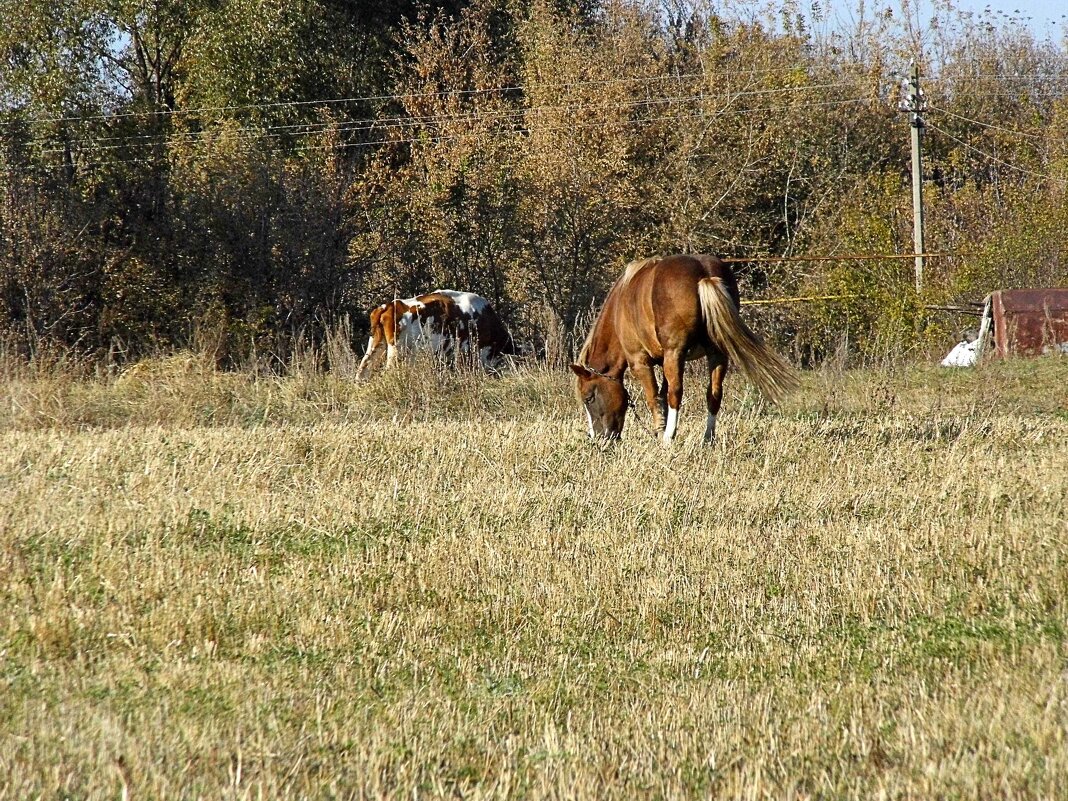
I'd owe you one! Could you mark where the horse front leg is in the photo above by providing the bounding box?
[630,361,665,436]
[384,343,399,369]
[662,350,685,444]
[704,353,728,444]
[357,335,385,380]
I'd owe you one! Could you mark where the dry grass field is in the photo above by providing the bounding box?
[1,353,1066,799]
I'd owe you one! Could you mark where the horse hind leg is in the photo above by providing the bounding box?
[657,375,668,428]
[704,353,727,444]
[662,350,685,444]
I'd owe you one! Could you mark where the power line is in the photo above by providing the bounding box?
[937,89,1068,101]
[31,82,1067,184]
[927,121,1068,186]
[6,64,1066,132]
[32,84,872,156]
[0,65,849,129]
[42,92,1068,185]
[928,72,1068,83]
[31,97,876,172]
[723,252,957,263]
[925,104,1048,140]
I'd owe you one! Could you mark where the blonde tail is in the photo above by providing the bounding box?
[698,277,799,403]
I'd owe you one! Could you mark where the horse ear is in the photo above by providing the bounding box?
[569,363,593,379]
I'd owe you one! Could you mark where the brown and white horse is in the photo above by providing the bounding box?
[357,289,514,379]
[571,254,798,444]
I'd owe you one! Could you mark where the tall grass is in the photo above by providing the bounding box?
[1,351,1066,798]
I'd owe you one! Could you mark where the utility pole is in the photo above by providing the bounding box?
[900,62,926,293]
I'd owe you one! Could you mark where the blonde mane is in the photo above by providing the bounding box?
[578,257,660,365]
[618,256,658,291]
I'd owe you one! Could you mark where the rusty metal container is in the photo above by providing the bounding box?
[989,288,1068,358]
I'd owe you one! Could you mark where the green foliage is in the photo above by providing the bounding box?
[1,0,1067,363]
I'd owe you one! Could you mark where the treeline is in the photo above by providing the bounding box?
[1,0,1066,366]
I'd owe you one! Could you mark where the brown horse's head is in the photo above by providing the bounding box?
[569,364,629,440]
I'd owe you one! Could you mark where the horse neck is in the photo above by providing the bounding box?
[582,301,626,377]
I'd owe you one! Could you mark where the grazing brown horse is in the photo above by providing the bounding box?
[570,254,798,444]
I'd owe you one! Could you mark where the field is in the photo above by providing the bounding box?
[2,353,1067,799]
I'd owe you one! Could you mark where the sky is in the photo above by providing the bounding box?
[926,0,1065,37]
[819,0,1068,41]
[952,0,1067,33]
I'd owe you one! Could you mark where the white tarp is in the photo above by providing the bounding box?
[940,295,993,368]
[940,339,979,367]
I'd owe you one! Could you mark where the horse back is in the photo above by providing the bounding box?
[662,254,739,304]
[615,255,739,356]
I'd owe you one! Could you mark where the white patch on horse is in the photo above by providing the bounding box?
[395,310,414,332]
[433,289,489,317]
[385,343,398,367]
[585,408,595,439]
[663,406,679,443]
[396,313,444,353]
